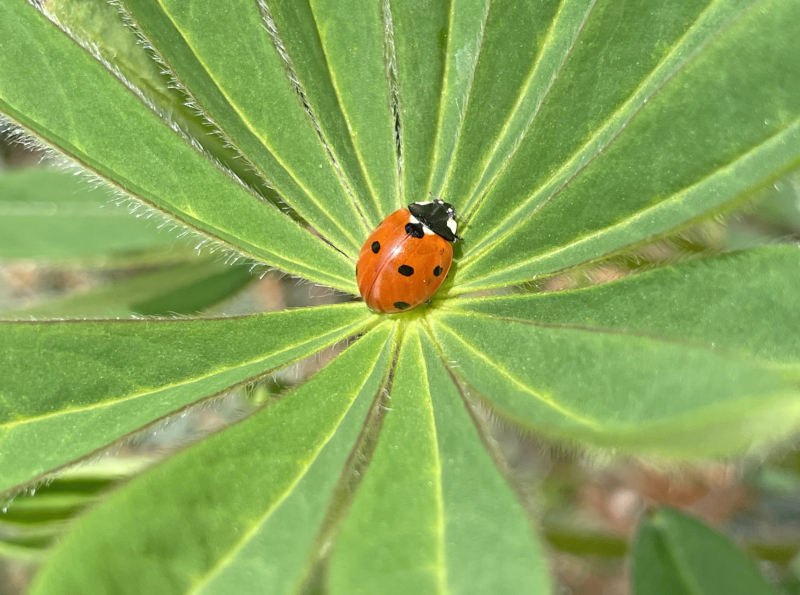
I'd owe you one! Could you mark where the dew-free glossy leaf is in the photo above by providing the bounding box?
[117,0,374,256]
[3,260,253,319]
[30,325,394,595]
[632,508,776,595]
[451,0,800,293]
[429,295,800,456]
[0,1,356,292]
[0,303,373,495]
[449,247,800,377]
[329,327,550,595]
[0,169,185,263]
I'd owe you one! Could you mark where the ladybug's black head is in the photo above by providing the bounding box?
[407,199,460,242]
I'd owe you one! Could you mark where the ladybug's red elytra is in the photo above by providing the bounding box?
[356,199,460,313]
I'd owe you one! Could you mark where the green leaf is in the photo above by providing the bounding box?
[389,0,449,207]
[4,259,253,319]
[448,0,800,293]
[29,324,395,595]
[426,0,491,199]
[116,0,374,256]
[632,507,777,595]
[0,303,374,495]
[0,169,189,264]
[429,249,800,456]
[449,246,800,376]
[263,0,390,224]
[0,1,357,292]
[329,326,550,595]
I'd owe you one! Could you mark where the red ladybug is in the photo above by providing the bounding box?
[356,199,460,313]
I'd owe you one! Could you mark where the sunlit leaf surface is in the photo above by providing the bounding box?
[0,2,356,292]
[434,247,800,455]
[29,325,394,595]
[1,0,798,590]
[0,304,373,495]
[329,327,551,594]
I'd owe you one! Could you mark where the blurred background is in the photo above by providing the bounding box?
[2,134,800,595]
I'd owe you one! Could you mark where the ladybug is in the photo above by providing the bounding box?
[356,199,460,313]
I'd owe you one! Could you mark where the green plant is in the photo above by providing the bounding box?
[1,0,799,592]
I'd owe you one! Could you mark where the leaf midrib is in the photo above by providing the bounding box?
[0,318,373,433]
[430,0,492,202]
[431,319,601,429]
[457,0,598,220]
[456,0,753,269]
[434,306,800,375]
[184,323,392,595]
[453,112,800,291]
[149,0,366,255]
[413,329,448,595]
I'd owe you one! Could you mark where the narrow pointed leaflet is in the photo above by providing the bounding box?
[29,324,395,595]
[329,326,550,595]
[450,0,800,293]
[117,0,373,255]
[0,1,356,292]
[431,250,800,456]
[0,303,374,495]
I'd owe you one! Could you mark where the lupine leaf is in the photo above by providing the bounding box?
[430,249,800,455]
[0,304,374,495]
[448,247,800,378]
[264,0,388,225]
[0,169,186,264]
[328,326,551,594]
[2,259,253,319]
[0,1,357,292]
[29,324,394,595]
[116,0,374,256]
[632,508,776,595]
[448,0,800,293]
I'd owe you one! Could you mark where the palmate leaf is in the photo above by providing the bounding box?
[446,0,800,294]
[0,304,374,496]
[328,327,550,595]
[27,324,551,594]
[1,0,799,591]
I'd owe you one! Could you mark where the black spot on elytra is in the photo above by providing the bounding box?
[371,241,380,253]
[405,223,424,238]
[398,264,414,277]
[433,266,443,277]
[394,301,410,310]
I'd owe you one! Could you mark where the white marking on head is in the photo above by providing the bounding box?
[414,200,432,206]
[423,224,435,235]
[447,219,458,234]
[408,214,419,224]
